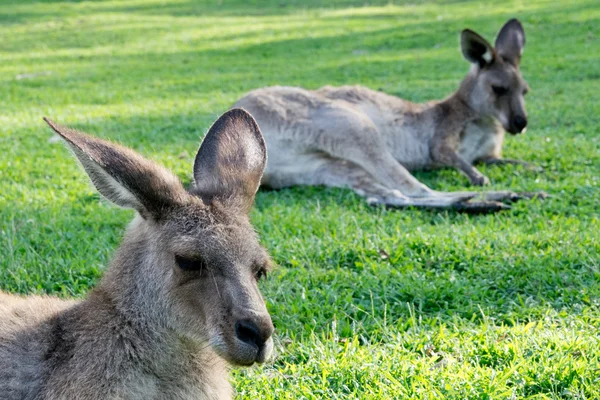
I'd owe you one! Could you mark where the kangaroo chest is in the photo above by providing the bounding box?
[134,349,231,400]
[390,127,434,170]
[384,117,503,170]
[129,375,230,400]
[458,119,505,164]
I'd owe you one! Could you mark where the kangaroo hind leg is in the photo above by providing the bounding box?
[310,158,411,207]
[315,159,509,212]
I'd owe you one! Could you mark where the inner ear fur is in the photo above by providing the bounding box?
[192,108,267,214]
[495,18,526,67]
[44,118,189,219]
[461,29,496,68]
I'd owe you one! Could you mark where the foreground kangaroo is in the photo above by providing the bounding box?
[235,19,538,212]
[0,109,274,399]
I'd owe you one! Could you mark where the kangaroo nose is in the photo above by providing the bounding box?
[513,115,527,133]
[235,319,272,348]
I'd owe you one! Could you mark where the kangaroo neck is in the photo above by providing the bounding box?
[428,74,480,130]
[384,74,479,169]
[388,79,477,135]
[451,69,480,118]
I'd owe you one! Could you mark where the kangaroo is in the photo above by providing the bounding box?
[0,109,274,400]
[235,19,541,212]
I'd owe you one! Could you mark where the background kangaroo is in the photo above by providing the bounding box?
[0,109,274,399]
[235,19,540,212]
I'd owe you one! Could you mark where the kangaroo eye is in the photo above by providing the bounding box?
[492,85,508,96]
[175,255,207,271]
[254,268,267,281]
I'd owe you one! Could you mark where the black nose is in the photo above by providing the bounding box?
[235,319,267,348]
[513,115,527,132]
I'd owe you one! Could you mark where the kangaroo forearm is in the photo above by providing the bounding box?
[478,157,544,173]
[432,144,489,185]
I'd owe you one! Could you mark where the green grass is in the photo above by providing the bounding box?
[1,0,599,398]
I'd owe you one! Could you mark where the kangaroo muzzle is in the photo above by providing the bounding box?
[509,115,528,134]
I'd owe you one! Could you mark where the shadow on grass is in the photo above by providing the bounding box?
[0,0,504,23]
[6,0,598,20]
[3,0,597,118]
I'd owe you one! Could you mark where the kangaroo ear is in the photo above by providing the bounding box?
[461,29,496,68]
[44,118,188,220]
[495,18,525,67]
[192,109,267,214]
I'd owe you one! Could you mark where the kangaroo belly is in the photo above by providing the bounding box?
[261,138,334,188]
[386,123,434,171]
[392,138,432,171]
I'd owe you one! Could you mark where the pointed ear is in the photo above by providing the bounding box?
[44,118,188,219]
[192,108,267,214]
[461,29,496,68]
[495,18,525,67]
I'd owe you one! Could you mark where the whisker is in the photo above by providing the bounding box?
[211,270,222,300]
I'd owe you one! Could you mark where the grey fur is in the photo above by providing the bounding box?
[235,19,540,212]
[0,109,274,399]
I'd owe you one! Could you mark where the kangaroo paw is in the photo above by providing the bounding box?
[476,191,522,203]
[452,200,512,214]
[515,191,550,200]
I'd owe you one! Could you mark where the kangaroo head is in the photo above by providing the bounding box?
[44,109,274,366]
[460,19,529,135]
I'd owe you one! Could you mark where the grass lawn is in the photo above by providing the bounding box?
[1,0,599,398]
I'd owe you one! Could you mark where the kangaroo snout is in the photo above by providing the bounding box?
[231,316,274,365]
[235,318,273,349]
[510,115,528,134]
